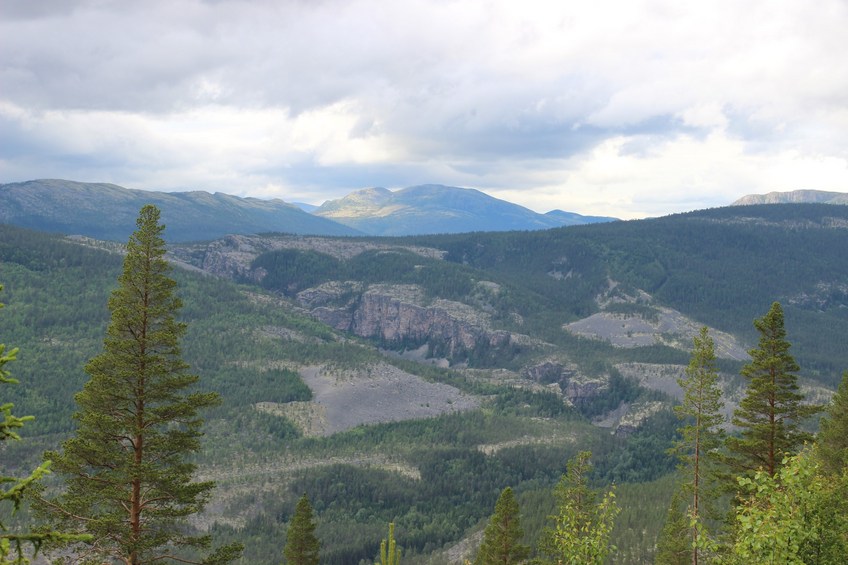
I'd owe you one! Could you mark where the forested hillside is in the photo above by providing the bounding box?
[404,203,848,386]
[0,223,676,564]
[2,203,847,563]
[0,179,360,241]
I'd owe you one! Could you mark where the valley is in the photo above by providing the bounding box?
[2,201,848,563]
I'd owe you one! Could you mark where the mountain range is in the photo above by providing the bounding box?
[0,179,361,241]
[0,179,615,241]
[312,184,615,235]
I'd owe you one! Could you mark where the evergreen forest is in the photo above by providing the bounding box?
[2,202,847,563]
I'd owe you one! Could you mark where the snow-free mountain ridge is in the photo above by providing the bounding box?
[314,184,616,236]
[0,180,616,241]
[733,189,848,206]
[0,179,361,241]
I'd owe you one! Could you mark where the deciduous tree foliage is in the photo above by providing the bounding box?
[41,206,241,564]
[1,285,88,564]
[538,451,618,565]
[726,302,821,480]
[817,371,848,476]
[283,495,320,565]
[729,449,848,564]
[473,487,529,565]
[377,523,400,565]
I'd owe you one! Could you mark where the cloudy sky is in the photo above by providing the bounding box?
[2,0,847,219]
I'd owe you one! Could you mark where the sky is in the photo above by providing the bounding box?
[2,0,848,219]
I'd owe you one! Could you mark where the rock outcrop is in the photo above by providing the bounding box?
[523,359,607,408]
[300,283,528,360]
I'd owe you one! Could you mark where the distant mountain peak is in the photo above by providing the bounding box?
[733,189,848,206]
[314,184,616,235]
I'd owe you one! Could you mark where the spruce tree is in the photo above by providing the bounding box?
[41,206,241,564]
[473,487,529,565]
[655,488,691,565]
[1,285,88,564]
[670,326,724,563]
[725,302,821,480]
[817,371,848,476]
[283,495,320,565]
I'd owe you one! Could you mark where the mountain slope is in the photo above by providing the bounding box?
[733,189,848,205]
[314,184,615,235]
[3,204,846,563]
[544,209,618,226]
[0,179,361,241]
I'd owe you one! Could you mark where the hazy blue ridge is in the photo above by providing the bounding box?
[0,179,362,242]
[313,184,617,235]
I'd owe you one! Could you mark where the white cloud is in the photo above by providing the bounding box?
[2,0,848,217]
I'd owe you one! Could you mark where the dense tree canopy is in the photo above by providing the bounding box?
[1,285,87,564]
[730,449,848,564]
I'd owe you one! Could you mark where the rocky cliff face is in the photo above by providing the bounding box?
[523,359,607,408]
[300,283,525,360]
[172,234,524,362]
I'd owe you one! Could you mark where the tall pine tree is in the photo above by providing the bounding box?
[473,487,529,565]
[283,495,320,565]
[41,206,241,564]
[725,302,821,480]
[670,326,724,563]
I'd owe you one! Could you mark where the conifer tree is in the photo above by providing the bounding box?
[1,285,88,564]
[538,451,618,565]
[725,302,821,480]
[655,488,690,565]
[670,326,724,563]
[817,371,848,476]
[473,487,529,565]
[41,206,241,564]
[283,495,320,565]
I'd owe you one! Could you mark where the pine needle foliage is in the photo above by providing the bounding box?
[474,487,529,565]
[669,326,725,563]
[655,487,690,565]
[725,302,822,480]
[41,206,241,564]
[283,495,320,565]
